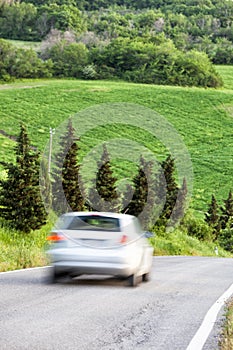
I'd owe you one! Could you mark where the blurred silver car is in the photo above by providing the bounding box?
[47,212,154,286]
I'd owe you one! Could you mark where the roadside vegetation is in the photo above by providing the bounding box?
[0,217,231,273]
[0,220,50,272]
[219,299,233,350]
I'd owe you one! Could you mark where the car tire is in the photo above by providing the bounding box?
[127,274,138,287]
[142,272,150,282]
[51,269,68,283]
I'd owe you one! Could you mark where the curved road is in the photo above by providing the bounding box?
[0,256,233,350]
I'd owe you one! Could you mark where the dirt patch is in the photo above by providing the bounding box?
[0,84,45,90]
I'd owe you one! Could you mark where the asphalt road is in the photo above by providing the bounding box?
[1,256,233,350]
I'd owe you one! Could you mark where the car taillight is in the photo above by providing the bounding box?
[47,232,67,242]
[119,235,128,244]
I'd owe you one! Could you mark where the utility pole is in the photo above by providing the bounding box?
[48,127,55,175]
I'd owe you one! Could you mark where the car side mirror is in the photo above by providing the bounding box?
[144,231,154,238]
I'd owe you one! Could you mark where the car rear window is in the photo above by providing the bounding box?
[57,215,121,232]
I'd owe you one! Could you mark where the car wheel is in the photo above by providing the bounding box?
[142,272,150,282]
[51,269,68,283]
[127,274,138,287]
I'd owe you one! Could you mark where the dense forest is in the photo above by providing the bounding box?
[0,0,232,85]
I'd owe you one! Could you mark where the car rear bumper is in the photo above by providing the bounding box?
[47,246,141,277]
[52,260,135,277]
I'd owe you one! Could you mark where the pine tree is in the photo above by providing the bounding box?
[168,177,188,229]
[0,124,47,233]
[153,165,166,225]
[205,194,221,239]
[124,156,155,229]
[157,155,179,226]
[88,144,119,212]
[220,190,233,230]
[52,118,85,213]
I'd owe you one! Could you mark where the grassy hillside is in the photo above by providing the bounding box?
[0,67,233,216]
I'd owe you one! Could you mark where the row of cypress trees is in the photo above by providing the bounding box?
[0,121,187,233]
[51,119,188,230]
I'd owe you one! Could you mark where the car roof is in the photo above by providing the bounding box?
[60,212,136,221]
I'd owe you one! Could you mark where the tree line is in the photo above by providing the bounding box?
[0,36,222,87]
[1,0,233,86]
[1,122,232,252]
[0,0,232,64]
[0,122,187,233]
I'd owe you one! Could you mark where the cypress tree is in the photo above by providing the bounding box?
[88,144,119,212]
[220,190,233,230]
[169,177,188,229]
[157,155,179,226]
[205,194,221,239]
[52,118,85,213]
[124,156,155,229]
[0,124,47,233]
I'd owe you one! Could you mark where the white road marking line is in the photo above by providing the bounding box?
[186,282,233,350]
[0,266,49,275]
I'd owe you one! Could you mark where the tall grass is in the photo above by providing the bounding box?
[151,229,231,257]
[0,219,53,272]
[219,299,233,350]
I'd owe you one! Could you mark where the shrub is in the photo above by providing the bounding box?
[181,212,213,241]
[82,64,97,79]
[45,41,88,77]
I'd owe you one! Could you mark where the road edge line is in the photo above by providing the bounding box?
[0,266,49,275]
[186,282,233,350]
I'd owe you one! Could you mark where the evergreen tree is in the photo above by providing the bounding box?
[88,144,119,212]
[0,124,47,233]
[157,155,179,226]
[169,177,188,229]
[124,156,155,229]
[205,194,221,240]
[52,118,85,213]
[220,190,233,230]
[153,164,167,225]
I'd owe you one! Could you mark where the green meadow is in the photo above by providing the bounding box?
[0,66,233,270]
[0,65,233,216]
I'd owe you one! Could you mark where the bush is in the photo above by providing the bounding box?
[219,224,233,252]
[82,64,97,79]
[0,39,52,80]
[45,42,88,77]
[91,38,223,87]
[181,212,213,241]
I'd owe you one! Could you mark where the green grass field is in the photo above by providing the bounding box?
[0,66,233,216]
[6,39,41,51]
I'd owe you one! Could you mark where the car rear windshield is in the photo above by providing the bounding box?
[57,215,121,232]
